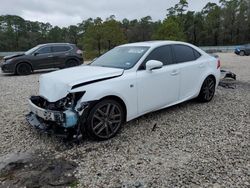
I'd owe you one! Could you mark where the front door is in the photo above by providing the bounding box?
[32,46,55,69]
[136,45,180,115]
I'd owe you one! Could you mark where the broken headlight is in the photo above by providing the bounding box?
[62,91,86,109]
[43,92,86,111]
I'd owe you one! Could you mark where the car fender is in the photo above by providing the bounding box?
[65,56,82,64]
[197,70,219,96]
[15,60,33,71]
[77,87,131,121]
[71,74,137,121]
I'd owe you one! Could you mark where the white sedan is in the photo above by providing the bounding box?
[26,41,221,140]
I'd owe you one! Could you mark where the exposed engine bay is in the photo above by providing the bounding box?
[26,92,91,141]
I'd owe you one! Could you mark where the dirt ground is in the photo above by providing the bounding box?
[0,53,249,187]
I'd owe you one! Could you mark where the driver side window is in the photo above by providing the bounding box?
[36,47,52,54]
[139,45,174,70]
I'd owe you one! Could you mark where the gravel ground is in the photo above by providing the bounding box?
[0,53,249,187]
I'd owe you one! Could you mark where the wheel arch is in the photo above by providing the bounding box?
[207,74,216,82]
[199,74,216,90]
[65,57,80,64]
[240,50,246,55]
[15,61,33,72]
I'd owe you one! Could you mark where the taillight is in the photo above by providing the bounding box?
[76,49,83,55]
[217,60,221,69]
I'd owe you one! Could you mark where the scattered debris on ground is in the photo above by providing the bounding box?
[151,123,157,132]
[221,69,237,80]
[219,69,237,89]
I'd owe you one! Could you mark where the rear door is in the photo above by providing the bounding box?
[32,46,54,69]
[137,45,180,114]
[52,45,72,67]
[172,44,205,100]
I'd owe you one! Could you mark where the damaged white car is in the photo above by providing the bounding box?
[26,41,221,140]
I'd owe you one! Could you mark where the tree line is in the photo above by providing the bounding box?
[0,0,249,58]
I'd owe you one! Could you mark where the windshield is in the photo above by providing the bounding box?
[25,45,41,55]
[91,46,149,69]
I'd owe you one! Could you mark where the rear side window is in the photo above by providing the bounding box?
[173,44,200,63]
[52,45,71,53]
[193,49,201,59]
[37,47,52,54]
[140,45,173,69]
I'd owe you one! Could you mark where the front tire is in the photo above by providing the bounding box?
[86,99,124,140]
[16,63,32,75]
[198,76,216,102]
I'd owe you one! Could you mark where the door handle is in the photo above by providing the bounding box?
[48,55,54,58]
[171,70,179,76]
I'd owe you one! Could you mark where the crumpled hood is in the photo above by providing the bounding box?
[3,53,25,61]
[39,65,124,102]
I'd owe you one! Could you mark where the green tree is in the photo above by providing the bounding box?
[153,17,186,41]
[220,0,239,44]
[236,0,249,43]
[82,16,126,59]
[201,2,222,45]
[82,17,104,58]
[182,11,204,45]
[48,26,63,42]
[102,16,126,50]
[67,25,79,44]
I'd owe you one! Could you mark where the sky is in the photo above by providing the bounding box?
[0,0,220,27]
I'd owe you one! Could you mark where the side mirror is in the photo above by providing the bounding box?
[34,52,39,56]
[145,60,163,71]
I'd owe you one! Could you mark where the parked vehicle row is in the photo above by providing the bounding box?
[0,43,83,75]
[26,41,221,141]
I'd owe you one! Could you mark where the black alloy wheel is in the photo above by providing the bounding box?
[198,76,216,102]
[16,63,32,75]
[86,99,124,140]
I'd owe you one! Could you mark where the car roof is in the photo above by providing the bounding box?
[38,43,74,47]
[120,40,192,48]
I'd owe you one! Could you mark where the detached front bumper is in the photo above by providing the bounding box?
[28,99,63,122]
[25,96,92,138]
[26,112,77,138]
[26,97,77,137]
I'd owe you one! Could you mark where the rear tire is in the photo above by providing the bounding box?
[85,99,125,140]
[239,51,245,56]
[65,59,78,68]
[16,63,32,75]
[198,76,216,102]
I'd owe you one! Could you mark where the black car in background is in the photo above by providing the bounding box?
[235,44,250,56]
[0,43,83,75]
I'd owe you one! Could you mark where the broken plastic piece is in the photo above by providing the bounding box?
[220,70,236,80]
